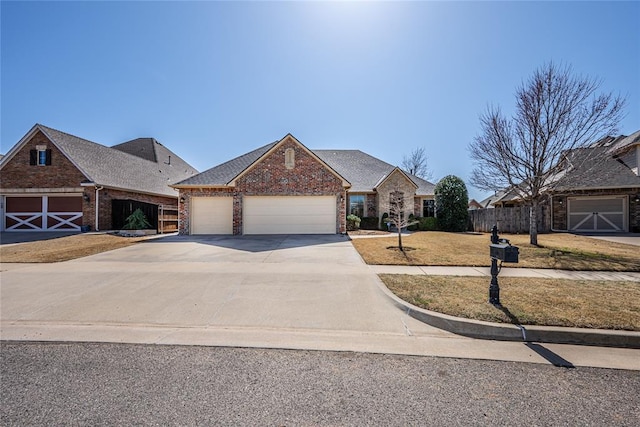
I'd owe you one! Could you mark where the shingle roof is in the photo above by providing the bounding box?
[175,142,277,186]
[37,125,198,197]
[609,129,640,154]
[551,145,640,191]
[112,138,159,162]
[314,150,434,195]
[174,141,436,196]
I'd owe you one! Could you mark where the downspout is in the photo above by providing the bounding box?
[95,186,104,231]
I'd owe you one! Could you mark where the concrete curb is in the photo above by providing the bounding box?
[374,276,640,349]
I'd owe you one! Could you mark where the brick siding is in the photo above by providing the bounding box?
[1,130,87,189]
[84,188,176,231]
[178,137,348,235]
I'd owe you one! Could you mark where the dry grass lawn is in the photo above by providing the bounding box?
[352,231,640,271]
[381,274,640,331]
[0,234,146,263]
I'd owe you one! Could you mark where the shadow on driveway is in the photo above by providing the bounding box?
[0,231,79,246]
[141,233,352,253]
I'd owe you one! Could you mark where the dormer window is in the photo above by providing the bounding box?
[284,148,295,170]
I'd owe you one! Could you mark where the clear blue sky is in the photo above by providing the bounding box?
[2,1,638,201]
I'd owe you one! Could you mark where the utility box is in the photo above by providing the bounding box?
[490,243,519,263]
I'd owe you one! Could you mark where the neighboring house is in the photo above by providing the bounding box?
[468,199,483,210]
[0,124,198,232]
[172,133,435,235]
[478,130,640,233]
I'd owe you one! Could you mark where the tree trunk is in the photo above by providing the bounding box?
[529,200,539,246]
[398,227,403,251]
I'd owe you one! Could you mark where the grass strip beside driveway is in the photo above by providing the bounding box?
[380,274,640,331]
[352,231,640,271]
[0,234,145,263]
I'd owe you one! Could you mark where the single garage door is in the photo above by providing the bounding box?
[190,197,233,234]
[243,196,336,235]
[568,196,627,232]
[4,195,82,231]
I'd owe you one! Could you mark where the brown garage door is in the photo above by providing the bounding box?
[5,196,82,231]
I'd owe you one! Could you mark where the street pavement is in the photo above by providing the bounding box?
[1,234,639,370]
[2,342,639,426]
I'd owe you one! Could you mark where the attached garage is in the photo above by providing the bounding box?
[190,196,233,235]
[3,195,82,231]
[568,196,627,232]
[243,196,336,235]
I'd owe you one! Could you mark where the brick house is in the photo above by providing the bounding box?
[172,134,435,235]
[0,124,197,232]
[479,129,640,233]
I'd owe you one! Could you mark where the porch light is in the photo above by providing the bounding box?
[83,194,90,202]
[180,197,185,204]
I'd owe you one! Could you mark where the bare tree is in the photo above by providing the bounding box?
[402,147,432,180]
[468,62,625,245]
[386,189,418,251]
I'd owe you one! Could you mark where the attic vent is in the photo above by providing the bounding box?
[285,148,295,170]
[164,155,171,165]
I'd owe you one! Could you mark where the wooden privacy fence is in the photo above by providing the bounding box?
[158,205,179,233]
[469,206,551,233]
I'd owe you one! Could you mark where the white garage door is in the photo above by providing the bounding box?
[244,196,336,235]
[568,196,627,232]
[190,197,233,234]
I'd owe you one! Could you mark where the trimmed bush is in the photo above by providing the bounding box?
[418,216,438,231]
[346,214,361,231]
[360,217,379,230]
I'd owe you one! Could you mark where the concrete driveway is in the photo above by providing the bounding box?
[0,234,452,345]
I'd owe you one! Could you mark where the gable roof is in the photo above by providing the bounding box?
[228,134,350,187]
[174,136,436,195]
[0,124,198,198]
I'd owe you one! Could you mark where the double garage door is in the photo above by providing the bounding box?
[190,196,336,235]
[568,196,627,232]
[3,195,82,231]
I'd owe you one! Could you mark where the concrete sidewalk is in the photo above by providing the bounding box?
[370,265,640,281]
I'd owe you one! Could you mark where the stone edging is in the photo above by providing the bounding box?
[373,276,640,349]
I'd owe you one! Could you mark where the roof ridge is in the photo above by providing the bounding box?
[38,124,163,166]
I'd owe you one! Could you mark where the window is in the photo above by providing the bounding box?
[30,147,51,166]
[38,150,47,165]
[349,195,364,218]
[423,199,435,217]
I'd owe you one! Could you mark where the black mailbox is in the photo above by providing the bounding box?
[490,243,519,263]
